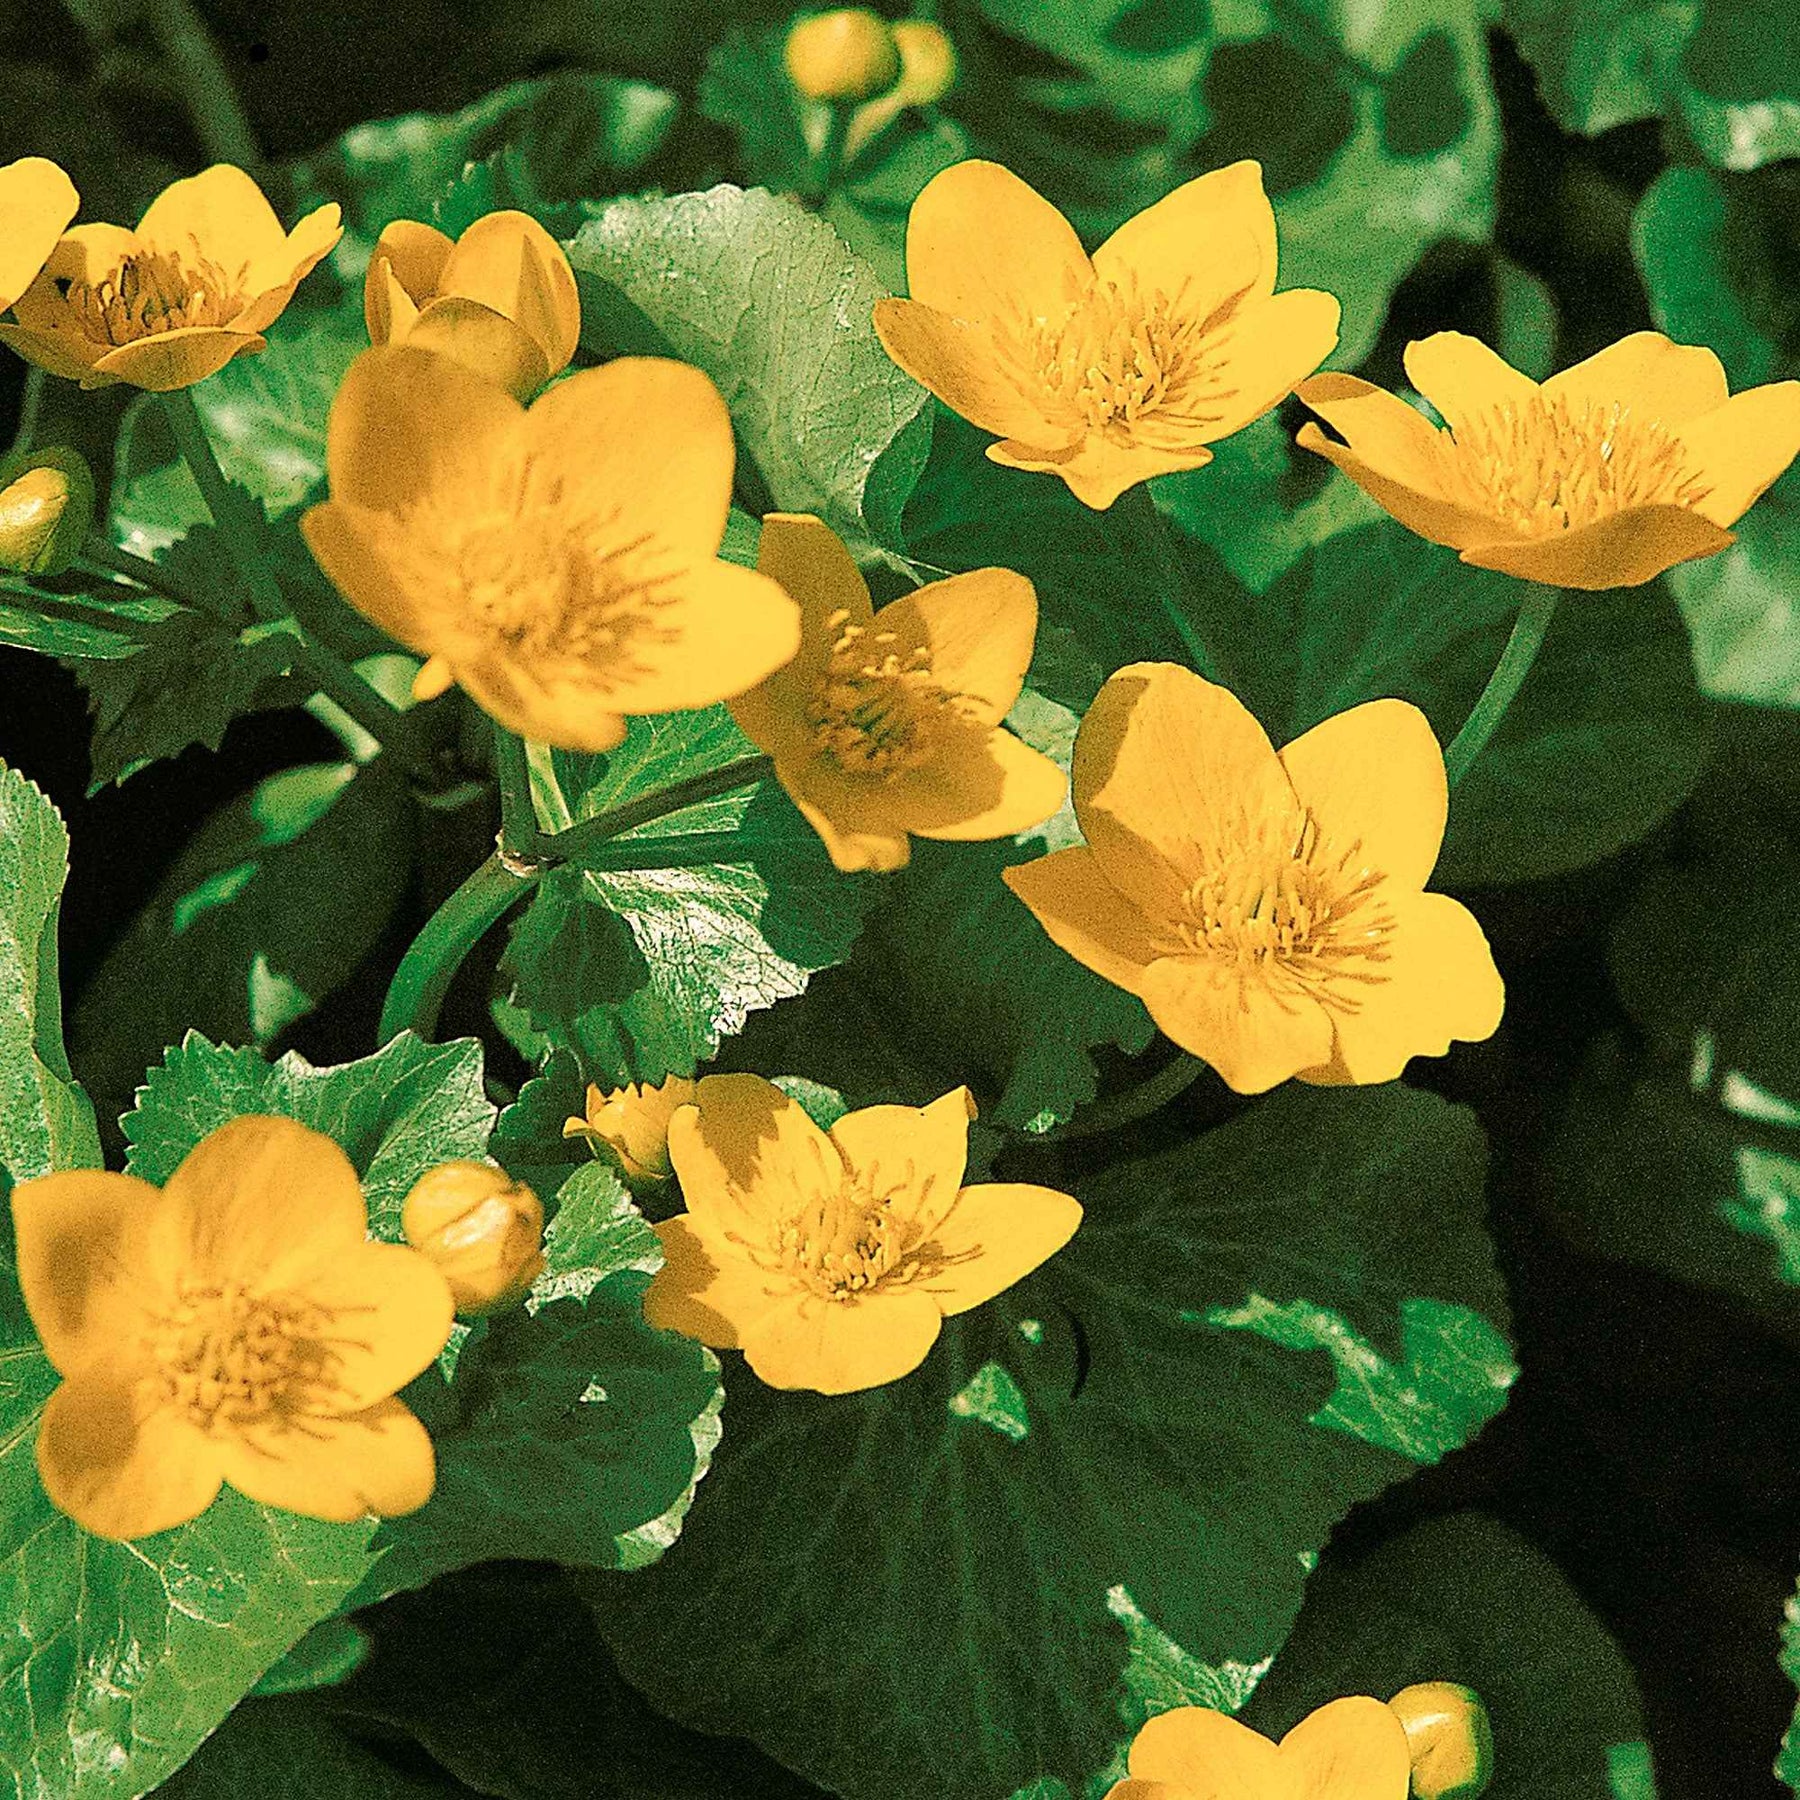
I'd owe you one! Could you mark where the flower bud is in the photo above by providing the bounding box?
[893,19,956,104]
[0,448,93,576]
[401,1162,546,1317]
[1387,1683,1494,1800]
[564,1075,697,1185]
[785,9,903,103]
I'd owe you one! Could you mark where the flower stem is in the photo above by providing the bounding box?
[142,0,266,178]
[1116,483,1220,683]
[492,725,545,861]
[1443,582,1560,790]
[379,853,542,1045]
[160,389,285,623]
[77,537,207,610]
[1037,1052,1204,1142]
[546,754,773,864]
[809,106,854,203]
[7,368,44,457]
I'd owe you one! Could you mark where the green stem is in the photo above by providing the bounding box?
[492,725,544,860]
[809,105,853,203]
[1443,583,1560,789]
[379,854,542,1045]
[1116,483,1220,683]
[77,538,206,610]
[160,389,285,623]
[1039,1053,1204,1142]
[141,0,265,177]
[547,754,773,864]
[7,368,44,457]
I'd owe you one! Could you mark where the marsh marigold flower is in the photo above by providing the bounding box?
[0,448,93,576]
[785,8,902,101]
[11,1115,455,1541]
[301,346,801,750]
[1003,664,1503,1094]
[1386,1684,1493,1800]
[402,1161,546,1316]
[644,1075,1081,1394]
[1296,330,1800,589]
[0,156,79,315]
[729,512,1066,872]
[564,1075,696,1184]
[873,159,1339,509]
[365,210,580,402]
[1103,1697,1411,1800]
[0,164,340,392]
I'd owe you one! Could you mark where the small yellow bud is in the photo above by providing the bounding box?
[564,1076,697,1185]
[0,449,93,576]
[785,8,903,102]
[401,1162,546,1317]
[1388,1683,1494,1800]
[893,19,956,104]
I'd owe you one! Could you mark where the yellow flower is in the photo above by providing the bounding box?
[1003,663,1503,1094]
[10,1115,455,1541]
[1102,1697,1411,1800]
[0,156,79,314]
[0,448,94,577]
[1296,330,1800,589]
[0,164,340,392]
[729,513,1067,872]
[785,8,903,102]
[401,1161,546,1316]
[365,210,581,402]
[843,19,959,161]
[644,1075,1081,1394]
[873,159,1339,509]
[301,346,802,751]
[563,1076,697,1184]
[1386,1684,1493,1800]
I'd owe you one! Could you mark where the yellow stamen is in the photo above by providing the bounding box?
[805,608,968,777]
[58,248,248,345]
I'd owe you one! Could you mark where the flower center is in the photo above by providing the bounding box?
[1174,811,1393,1005]
[58,248,246,345]
[806,609,968,777]
[1438,394,1712,536]
[144,1279,348,1431]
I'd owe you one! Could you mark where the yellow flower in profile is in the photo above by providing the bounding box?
[564,1075,698,1184]
[10,1115,455,1541]
[1103,1697,1410,1800]
[729,513,1066,872]
[644,1075,1081,1394]
[301,346,802,751]
[0,156,79,314]
[365,210,580,402]
[402,1161,546,1316]
[873,159,1339,509]
[1003,663,1503,1094]
[0,164,340,392]
[1296,330,1800,589]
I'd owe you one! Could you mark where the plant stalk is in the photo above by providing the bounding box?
[1116,483,1221,683]
[1443,582,1560,789]
[547,754,773,864]
[142,0,266,178]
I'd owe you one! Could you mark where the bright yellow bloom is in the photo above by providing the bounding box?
[0,157,79,314]
[874,159,1339,509]
[644,1075,1081,1394]
[401,1161,546,1316]
[785,8,902,102]
[0,465,72,571]
[1103,1697,1410,1800]
[0,164,340,392]
[301,347,802,751]
[1296,330,1800,589]
[563,1075,698,1184]
[11,1115,454,1541]
[1003,664,1503,1094]
[365,211,580,402]
[729,513,1066,872]
[1386,1684,1493,1800]
[843,19,959,161]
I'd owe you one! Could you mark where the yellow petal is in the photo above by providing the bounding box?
[1675,380,1800,527]
[367,258,422,345]
[1279,1696,1412,1800]
[1402,332,1538,437]
[873,299,1067,445]
[1074,661,1295,905]
[525,357,735,559]
[779,766,916,872]
[1002,844,1164,995]
[741,1287,944,1393]
[366,219,455,328]
[11,1170,161,1376]
[37,1373,222,1541]
[916,1181,1081,1315]
[89,326,264,392]
[1094,159,1275,309]
[749,509,874,715]
[0,320,107,383]
[161,1114,370,1290]
[1277,699,1446,893]
[1541,330,1727,428]
[35,223,136,294]
[1458,503,1733,589]
[1126,1704,1283,1791]
[904,160,1091,326]
[875,565,1037,728]
[297,1241,454,1412]
[452,656,631,755]
[301,500,439,658]
[1138,955,1334,1093]
[0,156,79,314]
[989,433,1214,511]
[136,163,289,268]
[1298,891,1504,1087]
[668,1073,841,1241]
[412,653,457,701]
[437,208,580,375]
[1097,1783,1185,1800]
[233,202,343,333]
[829,1087,975,1235]
[1199,287,1341,440]
[217,1396,436,1521]
[407,296,551,401]
[644,1215,789,1350]
[901,727,1069,844]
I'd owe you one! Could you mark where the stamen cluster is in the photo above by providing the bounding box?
[806,609,969,776]
[60,248,246,345]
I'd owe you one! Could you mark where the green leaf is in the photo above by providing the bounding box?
[595,1082,1513,1800]
[566,185,930,544]
[0,762,100,1180]
[503,711,877,1086]
[1240,1512,1654,1799]
[70,761,416,1125]
[1677,0,1800,172]
[249,1617,373,1697]
[0,575,180,661]
[1781,1571,1800,1794]
[1503,0,1698,135]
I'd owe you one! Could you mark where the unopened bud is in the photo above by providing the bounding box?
[785,8,903,102]
[564,1075,696,1185]
[401,1161,545,1316]
[1388,1683,1494,1800]
[893,19,956,103]
[0,449,93,576]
